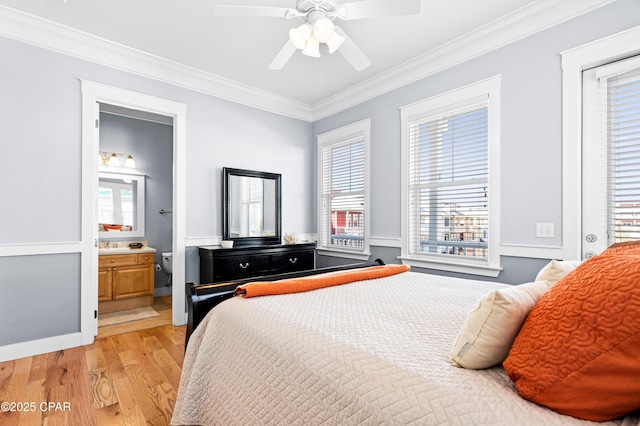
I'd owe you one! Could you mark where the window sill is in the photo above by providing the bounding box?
[398,255,502,278]
[317,248,371,261]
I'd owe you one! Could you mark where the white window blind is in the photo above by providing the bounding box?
[320,137,365,250]
[604,65,640,244]
[408,100,489,261]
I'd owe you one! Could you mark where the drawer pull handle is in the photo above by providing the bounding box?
[289,257,298,264]
[239,262,250,269]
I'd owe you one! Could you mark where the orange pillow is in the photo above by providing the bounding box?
[603,240,640,255]
[503,249,640,421]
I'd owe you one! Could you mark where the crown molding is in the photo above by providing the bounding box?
[0,5,313,122]
[0,1,615,123]
[311,0,617,120]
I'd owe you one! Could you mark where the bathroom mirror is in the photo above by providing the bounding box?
[223,167,281,247]
[98,171,146,239]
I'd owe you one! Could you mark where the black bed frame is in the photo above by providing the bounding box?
[185,259,385,347]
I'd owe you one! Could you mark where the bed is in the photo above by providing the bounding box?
[172,264,640,425]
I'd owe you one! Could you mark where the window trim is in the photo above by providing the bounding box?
[561,26,640,261]
[400,76,502,277]
[316,118,371,260]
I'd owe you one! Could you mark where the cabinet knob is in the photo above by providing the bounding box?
[239,262,250,269]
[113,268,117,271]
[144,256,149,261]
[111,259,115,263]
[289,257,298,264]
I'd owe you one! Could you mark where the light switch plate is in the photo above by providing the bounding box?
[536,223,555,238]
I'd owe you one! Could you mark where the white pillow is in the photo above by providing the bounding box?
[450,280,548,370]
[535,259,581,287]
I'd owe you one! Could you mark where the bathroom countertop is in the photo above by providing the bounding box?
[98,247,156,255]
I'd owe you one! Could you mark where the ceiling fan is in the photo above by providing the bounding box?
[212,0,421,71]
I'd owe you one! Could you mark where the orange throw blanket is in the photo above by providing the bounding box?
[236,264,410,298]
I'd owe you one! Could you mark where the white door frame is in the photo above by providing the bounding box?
[81,80,187,344]
[561,25,640,261]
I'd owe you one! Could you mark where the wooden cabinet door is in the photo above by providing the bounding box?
[98,267,113,302]
[112,264,154,300]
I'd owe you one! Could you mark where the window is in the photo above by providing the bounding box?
[317,119,370,259]
[400,77,501,276]
[582,55,640,257]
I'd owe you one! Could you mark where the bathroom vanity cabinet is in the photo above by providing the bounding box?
[98,251,155,314]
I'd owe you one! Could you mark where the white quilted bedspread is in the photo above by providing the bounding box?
[172,271,639,426]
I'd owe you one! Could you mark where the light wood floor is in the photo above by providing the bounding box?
[0,298,185,426]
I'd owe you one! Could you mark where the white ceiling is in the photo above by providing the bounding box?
[0,0,613,111]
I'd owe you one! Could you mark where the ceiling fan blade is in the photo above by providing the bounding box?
[268,40,298,70]
[212,5,300,19]
[334,27,371,71]
[336,0,421,20]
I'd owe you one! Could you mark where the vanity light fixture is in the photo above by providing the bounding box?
[123,155,136,168]
[108,153,120,166]
[99,151,136,168]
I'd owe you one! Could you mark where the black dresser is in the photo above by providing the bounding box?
[198,242,316,284]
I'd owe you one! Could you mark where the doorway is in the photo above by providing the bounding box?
[97,105,174,334]
[80,81,187,344]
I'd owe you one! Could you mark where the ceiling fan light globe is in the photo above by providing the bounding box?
[301,36,321,58]
[326,32,345,54]
[313,18,334,43]
[289,23,312,49]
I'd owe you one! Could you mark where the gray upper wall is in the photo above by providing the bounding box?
[0,36,315,245]
[312,0,640,248]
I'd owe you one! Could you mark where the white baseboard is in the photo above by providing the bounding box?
[0,332,83,363]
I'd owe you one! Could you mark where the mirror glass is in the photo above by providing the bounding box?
[98,172,145,239]
[224,168,281,246]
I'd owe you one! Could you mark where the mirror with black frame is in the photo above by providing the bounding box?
[223,167,281,247]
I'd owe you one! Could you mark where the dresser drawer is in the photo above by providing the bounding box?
[99,254,138,268]
[199,243,316,284]
[271,250,314,273]
[213,255,270,281]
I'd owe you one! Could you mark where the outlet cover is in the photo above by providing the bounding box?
[536,223,555,238]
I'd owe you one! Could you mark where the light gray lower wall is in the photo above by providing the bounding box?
[317,250,549,285]
[185,247,200,286]
[0,254,80,346]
